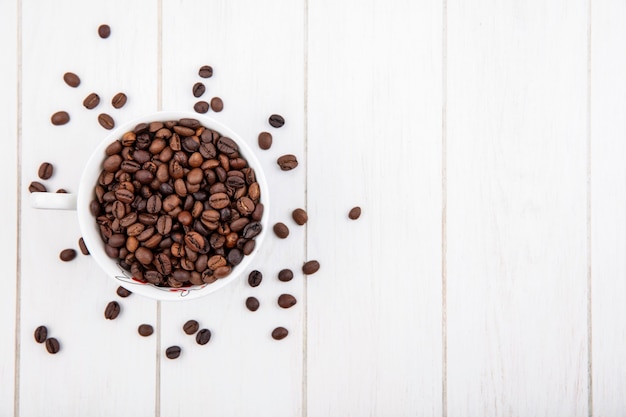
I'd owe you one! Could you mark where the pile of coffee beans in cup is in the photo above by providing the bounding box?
[90,118,264,288]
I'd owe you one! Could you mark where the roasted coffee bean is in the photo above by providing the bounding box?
[98,24,111,38]
[144,270,163,284]
[34,326,48,343]
[198,65,213,78]
[277,154,298,171]
[192,82,206,97]
[112,92,127,109]
[45,338,60,354]
[217,137,238,157]
[210,97,223,112]
[243,239,256,255]
[103,155,123,172]
[147,195,162,213]
[165,345,181,359]
[51,111,70,125]
[59,249,77,262]
[104,301,120,320]
[138,324,153,337]
[269,114,285,128]
[302,260,320,275]
[272,327,288,340]
[135,247,154,265]
[292,208,308,225]
[115,188,135,204]
[116,286,132,298]
[38,162,54,180]
[245,297,260,312]
[196,328,211,345]
[108,234,126,248]
[236,197,255,216]
[247,270,263,287]
[183,319,199,335]
[56,189,67,193]
[194,101,209,114]
[348,206,362,220]
[98,113,115,130]
[258,132,272,150]
[227,248,243,265]
[156,215,173,235]
[273,222,289,239]
[29,181,47,193]
[184,231,205,252]
[78,237,90,255]
[214,265,232,279]
[83,92,100,109]
[278,294,297,309]
[63,72,80,87]
[209,192,230,209]
[278,269,293,282]
[242,222,262,239]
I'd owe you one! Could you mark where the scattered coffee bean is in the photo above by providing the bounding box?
[257,131,272,150]
[292,208,308,225]
[302,260,320,275]
[277,154,298,171]
[246,296,260,311]
[37,162,53,180]
[63,72,80,88]
[268,114,285,128]
[210,97,223,112]
[194,101,209,114]
[273,222,289,239]
[45,338,60,354]
[51,111,70,126]
[59,249,77,262]
[78,237,90,255]
[349,206,362,220]
[98,113,115,130]
[112,92,127,109]
[198,65,213,78]
[104,301,121,320]
[278,269,293,282]
[165,345,181,359]
[272,327,288,340]
[116,286,132,298]
[278,294,297,309]
[248,270,263,287]
[138,324,154,337]
[28,181,47,193]
[83,93,100,110]
[56,189,68,193]
[196,328,211,345]
[183,319,199,335]
[98,24,111,38]
[34,326,48,343]
[192,82,206,98]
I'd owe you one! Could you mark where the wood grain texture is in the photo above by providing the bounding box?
[307,0,443,415]
[19,0,158,415]
[159,1,306,416]
[446,1,589,416]
[591,1,626,415]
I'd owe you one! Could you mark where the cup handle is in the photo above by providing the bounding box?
[29,192,77,210]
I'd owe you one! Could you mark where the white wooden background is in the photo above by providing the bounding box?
[1,0,625,416]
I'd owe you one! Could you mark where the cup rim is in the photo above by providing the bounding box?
[77,111,270,301]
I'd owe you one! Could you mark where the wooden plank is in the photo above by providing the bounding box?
[590,1,626,415]
[446,1,589,415]
[19,0,159,415]
[159,0,306,416]
[307,0,443,415]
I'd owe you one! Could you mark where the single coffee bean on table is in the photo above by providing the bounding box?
[45,338,60,354]
[268,114,285,128]
[248,270,263,287]
[348,206,362,220]
[63,72,80,88]
[51,111,70,126]
[38,162,54,180]
[98,113,115,130]
[192,82,206,98]
[210,97,224,112]
[257,131,272,150]
[278,294,297,309]
[98,24,111,38]
[116,286,132,298]
[165,345,181,359]
[104,301,121,320]
[277,154,298,171]
[292,208,308,225]
[273,222,289,239]
[198,65,213,78]
[183,319,199,335]
[272,327,288,340]
[28,181,47,193]
[194,101,209,114]
[302,260,320,275]
[34,326,48,343]
[83,93,100,110]
[245,296,260,312]
[278,268,293,282]
[196,329,211,345]
[112,92,128,109]
[59,249,77,262]
[138,324,154,337]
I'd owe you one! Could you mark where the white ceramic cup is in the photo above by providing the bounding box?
[30,111,270,301]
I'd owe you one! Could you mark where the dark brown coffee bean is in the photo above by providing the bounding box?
[192,82,206,97]
[56,189,67,193]
[269,114,285,128]
[135,170,154,184]
[277,154,298,171]
[45,338,60,354]
[78,237,90,255]
[138,324,153,337]
[83,92,100,109]
[258,132,272,150]
[29,181,47,193]
[194,101,209,113]
[236,196,255,216]
[196,328,211,345]
[116,286,132,298]
[34,326,48,343]
[179,118,201,128]
[278,269,293,282]
[112,92,127,109]
[273,222,289,239]
[63,72,80,87]
[104,301,121,320]
[51,111,70,125]
[135,247,154,265]
[292,208,308,225]
[144,270,163,284]
[156,215,173,235]
[38,162,54,180]
[242,222,262,239]
[184,231,205,252]
[198,65,213,78]
[278,294,297,309]
[348,206,362,220]
[217,137,238,157]
[210,97,223,112]
[247,270,262,287]
[183,319,199,335]
[108,234,126,248]
[208,192,230,209]
[302,260,320,275]
[243,239,256,255]
[59,249,77,262]
[115,189,135,204]
[98,113,115,130]
[272,327,288,340]
[146,195,162,214]
[165,345,181,359]
[214,265,232,279]
[245,297,259,311]
[227,248,243,265]
[98,24,111,38]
